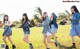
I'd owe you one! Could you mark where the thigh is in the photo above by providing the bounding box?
[3,36,7,39]
[24,34,29,39]
[43,34,47,40]
[6,36,11,39]
[47,36,51,42]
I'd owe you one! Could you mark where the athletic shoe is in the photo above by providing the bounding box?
[29,45,33,49]
[12,45,16,49]
[70,43,76,48]
[54,41,60,47]
[5,45,9,49]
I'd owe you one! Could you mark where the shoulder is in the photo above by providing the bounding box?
[73,12,80,17]
[74,12,80,16]
[46,16,49,19]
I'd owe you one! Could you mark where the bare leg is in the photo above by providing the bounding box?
[51,33,60,47]
[23,34,33,49]
[71,36,75,43]
[70,36,76,48]
[23,35,30,43]
[47,36,54,43]
[7,36,14,45]
[52,33,57,41]
[43,34,48,48]
[3,36,7,45]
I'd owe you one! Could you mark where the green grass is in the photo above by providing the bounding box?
[0,25,80,49]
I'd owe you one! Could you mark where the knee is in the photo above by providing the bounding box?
[23,37,28,41]
[43,39,46,42]
[47,40,51,43]
[3,37,6,40]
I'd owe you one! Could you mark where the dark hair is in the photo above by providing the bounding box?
[52,13,57,19]
[42,12,47,21]
[3,15,8,23]
[22,13,29,23]
[71,5,79,14]
[43,12,47,14]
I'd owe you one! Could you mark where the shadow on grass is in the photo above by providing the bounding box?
[59,45,77,49]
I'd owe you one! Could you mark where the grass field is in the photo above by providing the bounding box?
[0,25,80,49]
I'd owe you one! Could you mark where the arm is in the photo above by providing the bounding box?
[65,10,70,16]
[27,21,33,26]
[71,13,80,21]
[41,16,50,26]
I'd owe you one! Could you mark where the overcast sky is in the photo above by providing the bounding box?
[0,0,80,21]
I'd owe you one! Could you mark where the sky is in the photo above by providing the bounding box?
[0,0,80,21]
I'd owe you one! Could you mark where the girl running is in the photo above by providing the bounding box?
[70,5,80,48]
[38,12,59,49]
[2,15,16,49]
[20,13,33,49]
[49,13,59,47]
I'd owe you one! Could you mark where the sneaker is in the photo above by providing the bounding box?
[5,45,9,49]
[54,42,60,47]
[12,45,16,49]
[70,43,76,48]
[29,45,33,49]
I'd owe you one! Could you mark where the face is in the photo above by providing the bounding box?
[22,16,26,20]
[50,14,53,20]
[71,8,75,13]
[4,16,8,20]
[43,13,48,17]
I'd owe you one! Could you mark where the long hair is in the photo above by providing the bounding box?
[22,13,29,23]
[50,13,58,29]
[3,15,9,23]
[71,5,79,14]
[52,13,57,20]
[42,12,47,21]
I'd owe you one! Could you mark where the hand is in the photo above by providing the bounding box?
[19,25,22,28]
[10,24,16,28]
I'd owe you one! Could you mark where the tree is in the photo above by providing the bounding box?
[57,13,67,20]
[34,7,42,17]
[33,14,40,25]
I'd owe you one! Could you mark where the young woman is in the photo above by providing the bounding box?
[70,5,80,48]
[2,15,16,49]
[49,13,59,47]
[38,12,58,49]
[20,13,33,49]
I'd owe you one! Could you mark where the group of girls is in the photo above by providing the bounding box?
[37,12,59,49]
[0,5,80,49]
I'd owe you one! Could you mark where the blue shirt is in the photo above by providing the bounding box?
[21,21,30,31]
[40,16,50,27]
[49,16,58,29]
[71,12,80,25]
